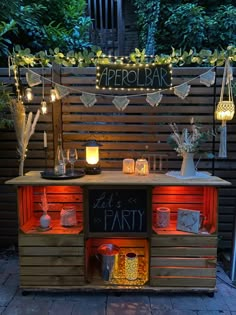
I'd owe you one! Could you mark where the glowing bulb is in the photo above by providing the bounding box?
[41,100,47,115]
[25,88,33,101]
[50,88,57,102]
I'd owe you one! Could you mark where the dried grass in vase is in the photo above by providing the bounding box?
[10,99,40,176]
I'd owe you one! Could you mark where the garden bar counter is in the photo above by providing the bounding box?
[6,171,231,294]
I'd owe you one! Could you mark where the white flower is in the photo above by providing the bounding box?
[168,118,213,156]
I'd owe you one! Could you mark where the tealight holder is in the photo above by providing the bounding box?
[60,206,77,227]
[156,207,170,228]
[122,158,135,174]
[135,158,149,176]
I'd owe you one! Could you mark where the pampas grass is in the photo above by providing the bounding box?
[10,99,40,176]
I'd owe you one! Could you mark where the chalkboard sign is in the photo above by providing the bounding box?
[87,187,148,233]
[96,64,171,90]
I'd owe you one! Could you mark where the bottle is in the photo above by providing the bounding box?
[54,135,66,175]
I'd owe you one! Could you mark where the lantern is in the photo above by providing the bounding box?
[215,59,235,158]
[215,101,235,121]
[125,252,138,281]
[83,140,102,174]
[135,158,149,176]
[122,158,135,174]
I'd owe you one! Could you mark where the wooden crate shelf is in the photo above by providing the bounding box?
[19,233,85,288]
[6,171,230,292]
[150,234,217,288]
[18,185,83,234]
[152,186,218,234]
[86,238,149,286]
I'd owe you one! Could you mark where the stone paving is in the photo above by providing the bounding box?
[1,248,236,315]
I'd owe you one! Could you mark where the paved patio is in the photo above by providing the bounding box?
[0,248,236,315]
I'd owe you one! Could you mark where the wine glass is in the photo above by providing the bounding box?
[67,149,78,175]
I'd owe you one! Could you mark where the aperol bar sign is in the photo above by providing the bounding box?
[96,63,172,90]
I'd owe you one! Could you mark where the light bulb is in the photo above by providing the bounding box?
[50,88,57,102]
[41,100,48,115]
[25,88,33,101]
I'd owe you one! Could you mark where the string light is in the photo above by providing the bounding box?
[41,66,47,115]
[50,88,57,102]
[96,62,173,91]
[41,100,47,114]
[10,57,218,113]
[50,68,58,102]
[25,87,34,102]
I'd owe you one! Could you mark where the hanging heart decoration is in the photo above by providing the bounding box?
[80,93,97,107]
[146,92,163,107]
[112,96,130,111]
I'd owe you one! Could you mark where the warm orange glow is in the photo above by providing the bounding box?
[123,158,135,174]
[86,146,99,165]
[135,159,149,175]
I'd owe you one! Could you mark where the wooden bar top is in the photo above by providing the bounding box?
[5,170,231,187]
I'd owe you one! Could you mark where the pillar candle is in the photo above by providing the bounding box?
[43,131,47,148]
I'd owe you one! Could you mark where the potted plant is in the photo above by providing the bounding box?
[167,118,214,177]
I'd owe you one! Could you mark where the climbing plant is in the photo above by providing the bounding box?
[10,45,236,68]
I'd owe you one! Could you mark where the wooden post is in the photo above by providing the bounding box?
[51,63,62,163]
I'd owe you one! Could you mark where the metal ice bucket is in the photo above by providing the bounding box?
[97,244,119,281]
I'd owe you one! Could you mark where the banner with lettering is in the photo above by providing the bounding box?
[96,64,172,90]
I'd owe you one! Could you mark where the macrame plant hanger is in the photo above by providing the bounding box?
[215,59,235,158]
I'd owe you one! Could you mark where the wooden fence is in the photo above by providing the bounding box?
[0,66,235,252]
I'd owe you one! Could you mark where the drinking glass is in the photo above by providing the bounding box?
[67,149,78,175]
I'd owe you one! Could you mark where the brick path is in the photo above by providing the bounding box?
[1,249,236,315]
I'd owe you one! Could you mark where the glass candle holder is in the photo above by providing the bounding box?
[60,206,77,227]
[156,207,170,228]
[135,158,149,176]
[125,252,138,280]
[123,158,135,174]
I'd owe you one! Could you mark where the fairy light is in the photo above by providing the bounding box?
[12,64,22,101]
[41,66,47,114]
[50,88,57,102]
[25,87,33,102]
[96,60,173,91]
[41,100,47,114]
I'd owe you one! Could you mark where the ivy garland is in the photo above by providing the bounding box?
[11,45,236,67]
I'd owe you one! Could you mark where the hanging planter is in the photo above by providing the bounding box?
[215,59,235,158]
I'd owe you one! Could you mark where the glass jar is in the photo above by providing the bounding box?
[122,158,135,174]
[135,158,149,176]
[60,206,77,227]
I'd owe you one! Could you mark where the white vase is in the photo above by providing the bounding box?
[40,211,51,228]
[180,152,196,177]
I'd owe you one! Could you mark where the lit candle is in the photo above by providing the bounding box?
[123,158,135,174]
[43,131,47,148]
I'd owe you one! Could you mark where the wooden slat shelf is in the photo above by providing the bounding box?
[152,225,213,236]
[20,218,83,234]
